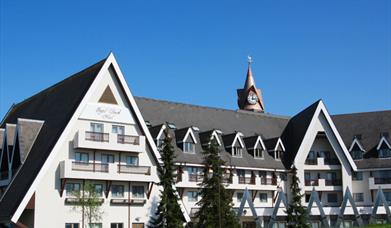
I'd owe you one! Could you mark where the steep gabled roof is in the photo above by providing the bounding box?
[280,100,320,168]
[0,58,106,222]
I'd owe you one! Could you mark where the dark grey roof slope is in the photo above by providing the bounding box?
[332,110,391,169]
[135,97,289,138]
[136,97,288,169]
[280,100,320,168]
[0,58,105,222]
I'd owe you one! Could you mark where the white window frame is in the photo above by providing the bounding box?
[232,147,243,157]
[132,185,145,199]
[183,142,195,153]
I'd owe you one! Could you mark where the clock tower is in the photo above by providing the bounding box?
[237,57,265,112]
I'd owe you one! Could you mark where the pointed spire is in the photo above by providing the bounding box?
[244,56,256,89]
[236,56,265,112]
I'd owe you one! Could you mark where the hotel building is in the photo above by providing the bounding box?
[0,54,390,228]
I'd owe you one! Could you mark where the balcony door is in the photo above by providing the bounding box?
[326,172,336,180]
[90,123,104,133]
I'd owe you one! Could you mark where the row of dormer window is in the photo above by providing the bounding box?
[349,134,391,160]
[152,125,284,160]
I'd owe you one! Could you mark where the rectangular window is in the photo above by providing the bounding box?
[254,148,263,158]
[112,185,124,198]
[187,191,198,202]
[352,172,363,181]
[259,193,268,202]
[94,184,103,197]
[65,183,81,196]
[353,193,364,202]
[112,125,125,134]
[232,147,243,157]
[132,186,145,199]
[66,223,79,228]
[89,224,102,228]
[327,193,338,203]
[126,156,139,166]
[183,142,195,153]
[305,193,311,203]
[75,152,89,163]
[111,224,123,228]
[237,192,243,202]
[90,123,104,133]
[275,150,282,160]
[101,154,114,164]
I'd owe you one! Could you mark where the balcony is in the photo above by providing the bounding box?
[188,174,204,182]
[117,134,139,145]
[85,131,109,142]
[117,164,150,175]
[260,177,277,185]
[238,176,255,185]
[305,179,319,186]
[369,177,391,190]
[72,162,108,172]
[325,179,342,186]
[60,160,157,182]
[73,130,145,152]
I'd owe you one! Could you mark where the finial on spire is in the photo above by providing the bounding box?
[247,55,253,66]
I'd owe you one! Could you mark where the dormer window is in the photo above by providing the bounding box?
[379,148,391,158]
[377,135,391,158]
[254,148,264,159]
[232,146,243,157]
[183,142,195,153]
[351,150,363,160]
[275,150,283,160]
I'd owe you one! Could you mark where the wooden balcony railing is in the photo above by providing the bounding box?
[305,159,317,165]
[72,162,109,172]
[188,173,204,182]
[238,176,255,185]
[325,179,342,186]
[85,131,109,142]
[305,179,319,186]
[260,177,277,185]
[117,134,139,145]
[117,164,150,175]
[374,178,391,185]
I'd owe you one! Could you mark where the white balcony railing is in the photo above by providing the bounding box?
[73,130,145,153]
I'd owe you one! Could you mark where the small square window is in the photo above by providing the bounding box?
[75,152,89,163]
[126,156,139,166]
[94,184,103,197]
[237,192,243,202]
[327,193,338,203]
[111,223,123,228]
[259,193,267,202]
[132,186,144,199]
[183,142,195,153]
[112,125,125,134]
[112,185,124,198]
[101,154,114,164]
[66,223,79,228]
[254,148,264,159]
[353,193,364,202]
[187,191,198,202]
[65,183,81,196]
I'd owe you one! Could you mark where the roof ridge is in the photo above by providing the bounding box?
[134,96,290,120]
[332,109,391,117]
[13,58,106,109]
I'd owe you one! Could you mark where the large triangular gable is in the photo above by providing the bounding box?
[291,100,357,170]
[5,53,184,223]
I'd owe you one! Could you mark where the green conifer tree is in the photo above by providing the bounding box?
[150,130,184,228]
[286,166,310,228]
[196,138,240,228]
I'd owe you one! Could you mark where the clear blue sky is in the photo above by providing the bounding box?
[0,0,390,118]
